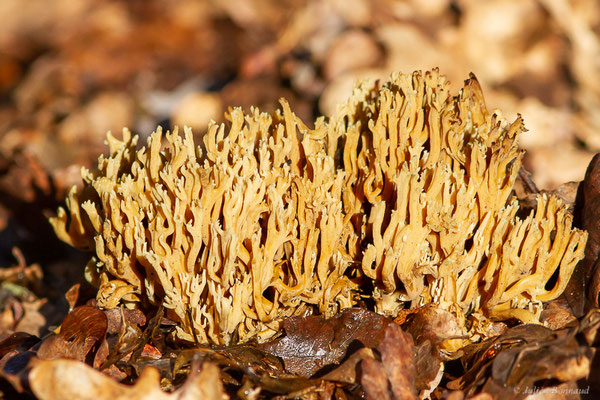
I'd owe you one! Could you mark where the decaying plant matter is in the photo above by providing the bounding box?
[50,70,588,346]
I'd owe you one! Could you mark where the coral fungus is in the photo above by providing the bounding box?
[332,71,587,325]
[51,103,356,344]
[51,70,587,345]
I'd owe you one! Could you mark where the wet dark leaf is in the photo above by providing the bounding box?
[0,332,38,359]
[173,348,224,377]
[216,344,283,374]
[251,373,319,396]
[174,346,319,396]
[0,350,35,393]
[128,357,174,383]
[258,308,390,377]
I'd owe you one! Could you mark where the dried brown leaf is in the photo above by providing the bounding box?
[379,323,417,400]
[455,322,594,399]
[92,337,127,381]
[0,247,43,287]
[579,309,600,346]
[361,357,392,400]
[13,299,48,337]
[103,307,147,335]
[29,358,226,400]
[581,154,600,309]
[258,308,390,377]
[403,304,465,352]
[359,323,417,400]
[321,347,375,384]
[98,309,143,370]
[64,283,80,312]
[540,300,577,330]
[414,340,443,397]
[37,305,107,362]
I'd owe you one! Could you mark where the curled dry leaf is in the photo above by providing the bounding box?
[29,359,226,400]
[0,247,43,289]
[37,305,107,362]
[414,341,444,398]
[64,283,80,311]
[13,299,47,337]
[258,308,390,377]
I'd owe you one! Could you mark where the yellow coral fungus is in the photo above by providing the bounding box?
[51,70,587,345]
[330,70,587,324]
[51,104,355,344]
